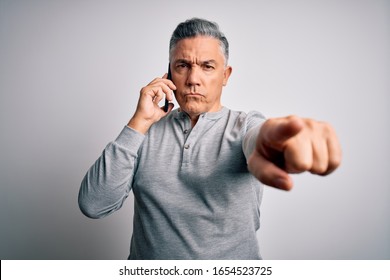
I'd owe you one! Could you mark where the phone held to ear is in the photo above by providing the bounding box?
[164,64,172,112]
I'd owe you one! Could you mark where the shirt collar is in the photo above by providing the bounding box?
[173,106,229,121]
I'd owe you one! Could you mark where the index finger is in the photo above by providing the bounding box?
[260,115,304,151]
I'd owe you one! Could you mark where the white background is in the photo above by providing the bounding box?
[0,0,389,259]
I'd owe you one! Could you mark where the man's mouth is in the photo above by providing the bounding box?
[184,92,204,97]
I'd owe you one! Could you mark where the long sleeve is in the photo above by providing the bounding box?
[242,111,265,162]
[78,126,145,219]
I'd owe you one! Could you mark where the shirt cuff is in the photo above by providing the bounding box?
[242,123,263,161]
[114,125,145,150]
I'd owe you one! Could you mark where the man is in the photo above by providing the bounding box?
[79,18,341,259]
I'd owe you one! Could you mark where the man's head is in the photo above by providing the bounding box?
[168,18,232,120]
[169,18,229,66]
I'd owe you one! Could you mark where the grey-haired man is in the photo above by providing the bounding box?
[79,18,341,259]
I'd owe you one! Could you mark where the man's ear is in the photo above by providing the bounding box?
[223,66,232,86]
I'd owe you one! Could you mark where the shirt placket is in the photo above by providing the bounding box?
[181,114,206,166]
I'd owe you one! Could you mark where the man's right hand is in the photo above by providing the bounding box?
[127,73,176,134]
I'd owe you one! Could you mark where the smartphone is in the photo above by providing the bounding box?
[164,63,172,112]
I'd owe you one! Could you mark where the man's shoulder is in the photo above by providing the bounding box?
[225,107,266,124]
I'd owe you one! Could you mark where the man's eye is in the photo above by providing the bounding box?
[177,64,188,68]
[203,64,215,70]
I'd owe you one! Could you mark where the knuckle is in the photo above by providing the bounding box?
[287,160,312,173]
[328,154,342,171]
[140,85,148,93]
[286,114,299,121]
[303,118,316,130]
[311,162,329,175]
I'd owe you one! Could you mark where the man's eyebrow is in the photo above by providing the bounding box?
[174,59,190,64]
[174,59,217,65]
[202,60,217,65]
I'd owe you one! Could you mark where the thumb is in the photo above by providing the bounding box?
[160,102,175,113]
[260,115,304,151]
[248,152,294,190]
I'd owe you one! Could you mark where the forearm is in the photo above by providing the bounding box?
[78,126,145,218]
[127,115,154,135]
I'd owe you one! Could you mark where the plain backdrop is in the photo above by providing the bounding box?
[0,0,389,259]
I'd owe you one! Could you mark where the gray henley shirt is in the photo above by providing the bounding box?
[79,107,265,259]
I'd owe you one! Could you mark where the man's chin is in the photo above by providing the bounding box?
[179,102,203,114]
[179,105,205,118]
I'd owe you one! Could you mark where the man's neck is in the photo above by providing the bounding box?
[189,115,200,128]
[180,105,223,127]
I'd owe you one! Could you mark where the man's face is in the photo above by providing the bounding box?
[170,36,232,117]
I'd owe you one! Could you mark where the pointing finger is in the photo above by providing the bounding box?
[260,115,304,151]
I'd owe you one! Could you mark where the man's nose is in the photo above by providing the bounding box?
[186,66,201,87]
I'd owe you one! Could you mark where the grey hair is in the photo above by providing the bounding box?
[169,18,229,65]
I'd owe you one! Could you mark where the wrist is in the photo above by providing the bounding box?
[127,116,153,135]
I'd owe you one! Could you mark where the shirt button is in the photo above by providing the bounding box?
[184,144,190,149]
[184,129,189,134]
